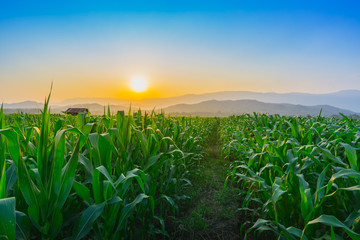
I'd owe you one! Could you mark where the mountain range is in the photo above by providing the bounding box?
[164,100,355,117]
[2,90,360,116]
[55,89,360,112]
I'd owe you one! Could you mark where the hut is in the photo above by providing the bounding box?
[64,108,89,116]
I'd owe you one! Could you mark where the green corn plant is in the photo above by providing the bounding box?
[16,94,86,239]
[0,105,17,240]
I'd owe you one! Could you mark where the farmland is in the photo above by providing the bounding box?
[0,96,216,239]
[1,97,360,239]
[221,114,360,239]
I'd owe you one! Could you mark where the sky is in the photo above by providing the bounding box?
[1,0,360,102]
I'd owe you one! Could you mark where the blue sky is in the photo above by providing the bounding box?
[1,1,360,101]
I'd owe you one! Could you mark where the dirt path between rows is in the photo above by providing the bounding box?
[168,120,241,240]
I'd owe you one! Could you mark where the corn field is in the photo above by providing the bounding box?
[221,113,360,239]
[1,96,360,240]
[0,95,216,239]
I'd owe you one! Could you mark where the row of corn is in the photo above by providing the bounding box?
[220,113,360,239]
[0,96,217,239]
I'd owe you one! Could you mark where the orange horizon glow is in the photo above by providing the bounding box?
[2,74,357,104]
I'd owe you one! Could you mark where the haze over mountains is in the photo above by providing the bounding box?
[164,100,355,117]
[56,89,360,112]
[2,90,360,116]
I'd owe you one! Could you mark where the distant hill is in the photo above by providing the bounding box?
[58,89,360,112]
[2,101,44,109]
[164,99,356,116]
[2,89,360,116]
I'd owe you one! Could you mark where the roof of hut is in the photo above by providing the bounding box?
[64,108,89,115]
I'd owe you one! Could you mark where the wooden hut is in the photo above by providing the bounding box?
[64,108,89,116]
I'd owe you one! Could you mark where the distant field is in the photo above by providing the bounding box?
[1,101,360,239]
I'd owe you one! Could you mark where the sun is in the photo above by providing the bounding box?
[130,76,148,92]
